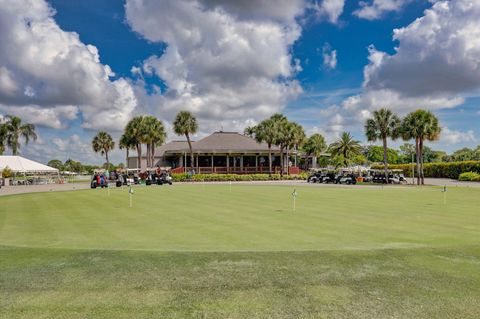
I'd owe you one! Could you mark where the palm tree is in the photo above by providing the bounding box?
[3,115,37,155]
[125,116,145,169]
[148,117,167,168]
[92,131,115,171]
[328,132,362,166]
[173,111,198,170]
[254,119,276,176]
[303,133,327,169]
[119,133,136,168]
[365,108,401,179]
[285,122,305,174]
[243,126,256,138]
[271,114,289,176]
[402,110,441,185]
[0,120,6,155]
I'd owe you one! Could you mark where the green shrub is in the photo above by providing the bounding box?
[1,166,12,178]
[171,173,308,182]
[458,172,480,181]
[371,161,480,179]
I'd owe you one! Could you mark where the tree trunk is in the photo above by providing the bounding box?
[286,146,290,175]
[126,149,129,168]
[419,138,425,185]
[151,144,155,168]
[105,150,110,172]
[280,145,284,177]
[146,144,150,168]
[268,144,272,177]
[382,136,388,182]
[415,138,420,185]
[186,133,194,171]
[136,144,142,170]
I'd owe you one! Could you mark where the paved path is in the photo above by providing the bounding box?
[0,183,90,196]
[1,178,478,197]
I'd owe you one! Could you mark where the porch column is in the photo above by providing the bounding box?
[211,154,214,172]
[196,154,199,172]
[255,155,258,172]
[240,155,244,173]
[227,155,230,172]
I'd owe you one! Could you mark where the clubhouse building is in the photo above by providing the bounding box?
[127,131,302,174]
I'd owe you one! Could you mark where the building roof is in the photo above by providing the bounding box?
[143,131,283,157]
[188,131,279,153]
[0,156,59,173]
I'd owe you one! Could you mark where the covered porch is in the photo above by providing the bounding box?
[168,153,300,175]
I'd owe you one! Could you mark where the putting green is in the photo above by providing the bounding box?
[1,184,479,251]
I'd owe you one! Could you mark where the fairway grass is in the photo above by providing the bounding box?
[1,184,480,318]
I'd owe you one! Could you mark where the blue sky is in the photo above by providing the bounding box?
[0,0,479,164]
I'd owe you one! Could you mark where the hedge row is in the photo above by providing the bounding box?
[172,173,309,182]
[371,161,480,179]
[458,172,480,181]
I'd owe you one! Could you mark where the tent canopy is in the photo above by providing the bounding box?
[0,156,59,173]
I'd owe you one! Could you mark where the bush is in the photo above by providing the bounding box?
[371,161,480,179]
[458,172,480,181]
[1,166,13,179]
[172,173,308,182]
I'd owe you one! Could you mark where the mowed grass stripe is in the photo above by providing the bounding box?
[0,184,479,251]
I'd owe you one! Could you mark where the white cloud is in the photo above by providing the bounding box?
[0,0,137,130]
[0,104,78,129]
[322,43,337,69]
[364,1,480,98]
[354,0,413,20]
[126,0,305,135]
[312,0,346,24]
[440,127,476,145]
[323,0,480,142]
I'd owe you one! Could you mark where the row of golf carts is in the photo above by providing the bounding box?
[91,168,173,189]
[307,169,407,185]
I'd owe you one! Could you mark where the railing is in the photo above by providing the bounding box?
[172,166,302,174]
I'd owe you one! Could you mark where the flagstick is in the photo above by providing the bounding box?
[443,191,446,205]
[229,180,232,193]
[293,196,296,212]
[129,193,133,208]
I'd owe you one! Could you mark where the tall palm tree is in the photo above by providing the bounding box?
[365,108,401,179]
[173,111,198,171]
[3,115,37,155]
[125,116,145,169]
[243,126,256,138]
[149,118,167,168]
[271,113,289,176]
[303,133,327,169]
[285,122,305,174]
[328,132,362,166]
[402,110,441,185]
[119,133,136,168]
[0,120,6,155]
[92,131,115,170]
[254,119,276,176]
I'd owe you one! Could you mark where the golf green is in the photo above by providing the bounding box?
[1,184,480,318]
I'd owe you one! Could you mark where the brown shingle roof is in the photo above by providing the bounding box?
[155,132,280,155]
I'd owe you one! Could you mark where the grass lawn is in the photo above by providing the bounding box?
[1,184,480,318]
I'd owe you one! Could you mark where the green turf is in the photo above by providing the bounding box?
[1,184,480,318]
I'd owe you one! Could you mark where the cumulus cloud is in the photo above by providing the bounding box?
[312,0,346,24]
[0,0,137,130]
[322,0,480,141]
[125,0,307,135]
[440,127,476,145]
[322,43,337,69]
[354,0,413,20]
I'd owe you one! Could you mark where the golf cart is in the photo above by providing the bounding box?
[307,170,323,183]
[335,169,357,185]
[91,170,109,189]
[370,169,407,184]
[154,170,173,185]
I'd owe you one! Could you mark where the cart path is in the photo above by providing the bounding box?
[1,178,478,196]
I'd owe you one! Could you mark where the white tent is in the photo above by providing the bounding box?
[0,156,59,173]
